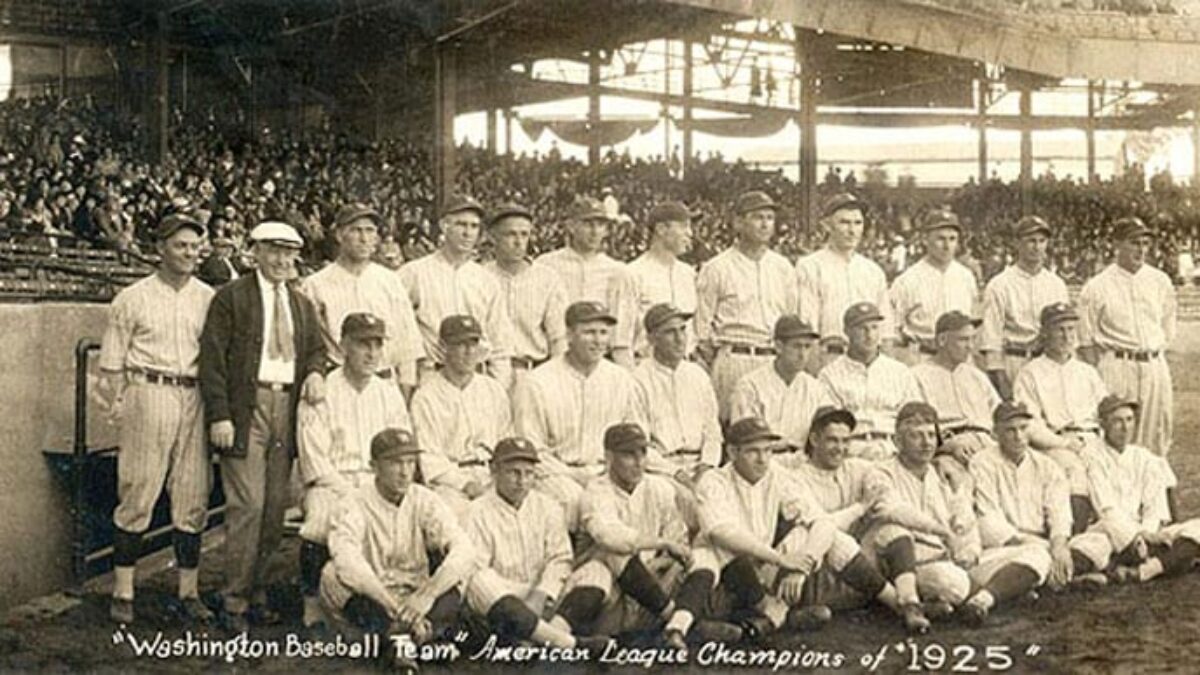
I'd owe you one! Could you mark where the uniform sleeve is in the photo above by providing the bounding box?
[299,276,340,368]
[1076,279,1100,349]
[411,388,468,491]
[694,471,737,535]
[542,275,570,356]
[581,484,642,555]
[873,266,896,341]
[513,376,552,451]
[817,367,848,408]
[1138,457,1170,531]
[978,278,1004,355]
[97,291,133,372]
[699,377,724,468]
[888,274,913,341]
[536,500,573,599]
[658,481,689,546]
[1042,460,1072,542]
[483,279,516,363]
[607,267,639,352]
[328,498,392,602]
[410,493,478,615]
[968,455,1019,547]
[899,368,922,406]
[794,258,820,331]
[693,261,718,344]
[779,472,825,526]
[297,399,340,486]
[384,382,414,432]
[1081,450,1139,550]
[390,271,424,385]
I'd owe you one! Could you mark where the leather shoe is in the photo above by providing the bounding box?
[110,597,134,625]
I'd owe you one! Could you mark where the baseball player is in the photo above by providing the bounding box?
[889,210,978,363]
[397,194,514,387]
[969,401,1112,592]
[863,402,1049,626]
[320,428,477,646]
[910,311,1002,473]
[411,315,512,519]
[663,417,920,645]
[552,424,689,639]
[300,202,423,398]
[624,201,698,359]
[818,302,921,461]
[979,215,1069,399]
[462,438,608,652]
[1080,396,1196,584]
[694,190,799,419]
[483,202,568,382]
[795,192,892,364]
[535,195,637,366]
[729,314,833,466]
[512,301,644,531]
[295,312,412,628]
[98,213,214,625]
[1078,216,1176,457]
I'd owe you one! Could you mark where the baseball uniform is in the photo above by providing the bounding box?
[795,247,892,344]
[535,247,637,356]
[912,360,1001,460]
[979,264,1069,382]
[483,259,568,374]
[625,252,698,358]
[729,365,834,462]
[889,258,978,358]
[819,354,921,460]
[631,357,723,471]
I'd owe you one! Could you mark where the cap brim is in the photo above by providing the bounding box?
[814,410,857,430]
[736,431,782,444]
[159,221,206,240]
[569,314,618,327]
[443,332,483,344]
[494,452,540,464]
[254,239,303,249]
[489,209,533,226]
[607,443,649,454]
[776,330,820,341]
[822,200,866,217]
[346,331,387,342]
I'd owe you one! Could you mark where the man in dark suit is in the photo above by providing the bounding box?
[200,221,326,631]
[197,236,243,288]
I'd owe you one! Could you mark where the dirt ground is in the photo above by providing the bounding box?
[4,328,1200,674]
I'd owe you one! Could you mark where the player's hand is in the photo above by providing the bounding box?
[1048,541,1073,589]
[949,533,978,567]
[1130,533,1150,561]
[463,481,487,499]
[777,573,806,606]
[778,552,817,575]
[661,541,692,568]
[210,420,235,450]
[410,617,433,645]
[301,372,326,404]
[393,598,425,632]
[673,467,696,489]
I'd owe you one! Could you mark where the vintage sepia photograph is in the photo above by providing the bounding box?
[2,0,1200,672]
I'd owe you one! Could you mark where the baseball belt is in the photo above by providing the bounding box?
[941,424,990,439]
[1056,425,1099,435]
[128,367,199,388]
[1110,348,1161,362]
[257,381,293,393]
[727,344,776,357]
[511,355,549,370]
[1002,344,1041,358]
[850,431,892,441]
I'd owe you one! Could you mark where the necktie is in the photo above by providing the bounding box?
[269,283,294,361]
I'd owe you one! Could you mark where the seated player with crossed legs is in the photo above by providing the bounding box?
[663,417,920,646]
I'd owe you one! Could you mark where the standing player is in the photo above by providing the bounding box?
[410,315,512,518]
[978,215,1069,398]
[889,210,978,363]
[729,315,832,465]
[398,194,513,386]
[300,203,423,399]
[625,201,698,359]
[819,302,921,461]
[694,190,798,419]
[98,213,214,624]
[483,203,568,383]
[295,313,411,628]
[795,193,891,362]
[536,196,636,366]
[1078,216,1176,457]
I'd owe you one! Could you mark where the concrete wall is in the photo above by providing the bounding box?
[0,302,114,611]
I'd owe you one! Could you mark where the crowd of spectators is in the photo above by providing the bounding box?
[2,95,1199,287]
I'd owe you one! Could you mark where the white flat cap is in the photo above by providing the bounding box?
[249,221,303,249]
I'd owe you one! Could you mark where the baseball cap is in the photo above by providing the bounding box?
[774,314,819,341]
[643,303,693,334]
[935,310,982,335]
[1039,302,1079,329]
[488,202,533,227]
[249,221,304,249]
[156,213,206,241]
[992,401,1034,427]
[810,406,857,435]
[341,312,387,342]
[439,314,483,345]
[733,190,777,215]
[570,196,610,221]
[921,209,962,234]
[843,302,884,331]
[820,192,866,219]
[335,202,382,229]
[896,401,939,427]
[565,301,617,327]
[647,201,694,226]
[604,423,650,454]
[441,193,485,219]
[491,437,540,465]
[370,427,421,461]
[1014,215,1051,239]
[1097,394,1139,420]
[727,416,782,445]
[1112,216,1153,241]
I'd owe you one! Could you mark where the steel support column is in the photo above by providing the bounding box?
[977,78,988,183]
[434,43,458,209]
[797,34,818,230]
[587,49,602,165]
[1019,84,1033,216]
[1086,81,1097,183]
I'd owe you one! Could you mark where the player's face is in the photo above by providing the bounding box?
[157,227,203,277]
[255,241,300,283]
[1115,235,1151,270]
[938,325,976,365]
[737,208,776,247]
[608,449,647,490]
[776,336,816,372]
[654,219,693,256]
[493,460,538,506]
[1016,233,1049,267]
[824,208,864,252]
[925,228,959,265]
[569,216,609,253]
[809,422,852,471]
[442,211,482,255]
[846,319,882,356]
[489,216,533,262]
[1101,406,1137,449]
[1042,320,1078,356]
[568,321,612,364]
[650,317,689,362]
[336,217,379,263]
[994,417,1031,462]
[443,337,483,374]
[373,455,418,502]
[896,421,938,469]
[343,336,384,378]
[732,440,772,484]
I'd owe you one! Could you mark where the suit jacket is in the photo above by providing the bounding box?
[197,255,239,288]
[199,273,325,457]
